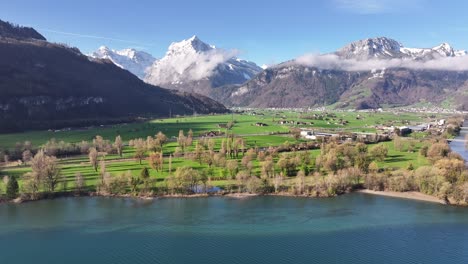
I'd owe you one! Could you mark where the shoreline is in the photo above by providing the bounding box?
[356,189,446,204]
[0,189,455,205]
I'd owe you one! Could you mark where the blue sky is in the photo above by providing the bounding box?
[1,0,468,65]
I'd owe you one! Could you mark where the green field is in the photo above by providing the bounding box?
[0,110,448,196]
[0,139,430,192]
[0,110,445,149]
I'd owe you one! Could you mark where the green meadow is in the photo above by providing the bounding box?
[1,139,430,192]
[0,110,444,149]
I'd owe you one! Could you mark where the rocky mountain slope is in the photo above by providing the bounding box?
[219,37,468,110]
[144,36,262,96]
[0,21,227,132]
[0,20,46,41]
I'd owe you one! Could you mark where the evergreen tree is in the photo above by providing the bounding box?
[140,167,151,192]
[6,176,19,199]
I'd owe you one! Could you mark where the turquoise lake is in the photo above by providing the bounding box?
[1,194,468,264]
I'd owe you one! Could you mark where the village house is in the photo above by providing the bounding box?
[200,131,224,137]
[255,122,268,127]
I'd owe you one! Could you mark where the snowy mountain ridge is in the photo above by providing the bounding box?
[335,37,467,60]
[90,46,156,79]
[143,35,262,94]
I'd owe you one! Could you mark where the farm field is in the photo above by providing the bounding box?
[0,110,446,149]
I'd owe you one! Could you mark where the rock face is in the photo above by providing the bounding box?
[0,23,227,132]
[90,46,156,79]
[219,37,468,110]
[144,36,262,97]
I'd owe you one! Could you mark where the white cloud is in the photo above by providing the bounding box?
[295,53,468,71]
[333,0,423,14]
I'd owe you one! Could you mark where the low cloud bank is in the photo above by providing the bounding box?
[295,53,468,71]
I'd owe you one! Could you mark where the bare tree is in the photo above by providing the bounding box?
[22,150,32,164]
[79,141,91,154]
[99,158,106,185]
[427,142,450,164]
[1,176,9,195]
[236,170,249,193]
[114,135,123,157]
[296,170,306,194]
[93,135,112,153]
[156,132,168,152]
[177,130,186,151]
[187,129,194,147]
[134,146,146,165]
[148,152,163,172]
[22,172,40,199]
[88,148,99,171]
[75,172,85,193]
[193,143,204,164]
[226,160,238,179]
[246,176,261,193]
[30,150,61,193]
[273,173,284,193]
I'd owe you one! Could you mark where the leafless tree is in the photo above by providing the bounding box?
[296,170,306,194]
[88,147,99,171]
[114,135,123,157]
[134,146,146,165]
[75,172,85,193]
[22,150,32,164]
[30,150,61,193]
[156,132,168,152]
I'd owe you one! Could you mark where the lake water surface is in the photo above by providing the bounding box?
[1,194,468,264]
[450,121,468,164]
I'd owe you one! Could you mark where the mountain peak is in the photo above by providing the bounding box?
[145,36,262,95]
[336,37,402,60]
[432,42,455,56]
[167,35,213,55]
[188,35,199,41]
[98,45,110,52]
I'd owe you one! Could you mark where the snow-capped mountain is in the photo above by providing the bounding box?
[90,46,156,79]
[335,37,467,60]
[216,37,468,110]
[144,36,262,96]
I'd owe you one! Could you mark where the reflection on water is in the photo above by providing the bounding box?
[1,195,468,264]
